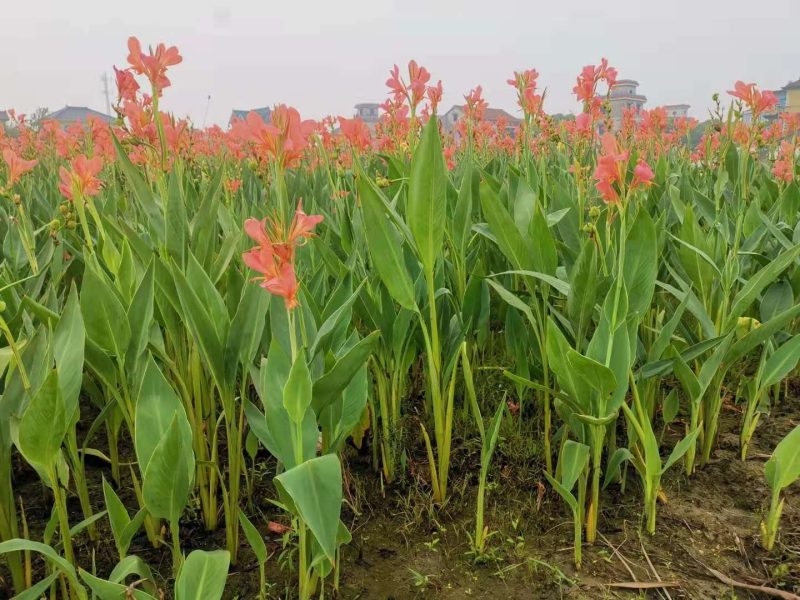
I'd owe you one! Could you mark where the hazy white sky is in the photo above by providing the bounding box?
[2,0,798,126]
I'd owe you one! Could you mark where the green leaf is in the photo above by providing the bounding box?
[766,423,800,492]
[567,350,616,400]
[165,170,188,267]
[358,175,417,311]
[112,133,164,239]
[175,550,230,600]
[135,356,182,464]
[479,181,535,272]
[0,539,86,599]
[225,282,269,384]
[283,352,313,425]
[274,454,343,562]
[142,413,194,522]
[623,209,657,316]
[80,569,157,600]
[662,427,701,474]
[560,440,590,492]
[103,477,130,556]
[125,261,155,377]
[309,279,366,359]
[762,336,800,389]
[238,511,268,564]
[311,331,380,414]
[53,284,85,421]
[407,116,447,274]
[726,244,800,328]
[544,472,578,512]
[81,266,131,359]
[16,370,66,477]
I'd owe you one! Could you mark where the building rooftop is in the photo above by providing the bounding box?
[229,107,272,123]
[354,102,380,108]
[614,79,639,86]
[45,105,114,124]
[443,105,521,124]
[663,104,691,109]
[782,78,800,91]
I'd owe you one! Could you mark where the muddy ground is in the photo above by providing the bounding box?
[3,387,799,600]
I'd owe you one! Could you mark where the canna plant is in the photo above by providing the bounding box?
[739,335,800,460]
[760,423,800,551]
[545,440,589,569]
[461,342,505,556]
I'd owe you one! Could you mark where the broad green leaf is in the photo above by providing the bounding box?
[765,423,800,492]
[623,209,657,316]
[560,440,590,492]
[175,550,230,600]
[53,284,84,421]
[125,261,155,377]
[142,413,194,522]
[134,356,189,473]
[407,116,447,274]
[238,511,268,564]
[762,336,800,389]
[81,266,131,359]
[726,244,800,327]
[16,370,66,477]
[662,427,701,474]
[358,175,417,311]
[0,539,86,599]
[274,454,342,562]
[283,352,313,425]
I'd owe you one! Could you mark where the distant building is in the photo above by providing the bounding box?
[779,79,800,113]
[354,103,380,130]
[45,106,113,127]
[0,110,8,128]
[441,105,521,135]
[663,104,690,118]
[229,107,272,127]
[607,79,647,129]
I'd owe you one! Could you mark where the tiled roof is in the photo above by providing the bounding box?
[442,105,521,124]
[45,106,113,124]
[782,79,800,91]
[230,107,272,122]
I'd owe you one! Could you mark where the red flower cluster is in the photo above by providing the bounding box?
[728,81,778,119]
[242,202,324,309]
[593,133,653,204]
[2,148,38,187]
[126,36,183,94]
[58,155,103,201]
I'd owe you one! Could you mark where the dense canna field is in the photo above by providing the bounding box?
[1,38,800,599]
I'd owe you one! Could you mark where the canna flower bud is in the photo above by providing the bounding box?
[588,206,601,219]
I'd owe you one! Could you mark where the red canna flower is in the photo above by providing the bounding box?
[727,81,778,119]
[242,202,323,310]
[58,155,103,201]
[286,200,324,246]
[593,133,628,204]
[773,141,795,183]
[2,148,38,187]
[114,66,140,103]
[427,80,443,113]
[464,86,488,121]
[126,36,182,94]
[338,117,372,152]
[632,160,655,188]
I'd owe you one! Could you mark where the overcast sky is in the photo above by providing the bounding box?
[2,0,798,126]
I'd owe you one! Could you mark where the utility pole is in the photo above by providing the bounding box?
[101,73,111,115]
[202,95,212,128]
